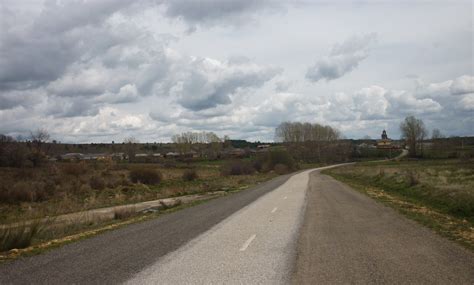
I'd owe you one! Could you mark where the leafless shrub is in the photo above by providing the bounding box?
[220,160,255,176]
[129,167,162,185]
[89,175,106,190]
[182,169,198,181]
[61,162,87,177]
[274,163,289,175]
[0,182,48,203]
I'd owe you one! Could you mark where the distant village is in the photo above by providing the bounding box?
[56,142,273,162]
[54,130,406,162]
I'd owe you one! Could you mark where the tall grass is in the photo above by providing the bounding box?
[0,222,43,252]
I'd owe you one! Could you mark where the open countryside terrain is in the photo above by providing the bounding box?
[1,1,473,283]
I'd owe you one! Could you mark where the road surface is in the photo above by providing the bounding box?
[1,167,473,284]
[292,171,474,284]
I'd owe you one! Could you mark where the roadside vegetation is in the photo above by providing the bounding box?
[323,159,474,250]
[0,146,300,255]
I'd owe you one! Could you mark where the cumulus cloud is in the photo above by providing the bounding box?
[450,75,474,95]
[171,57,281,110]
[0,0,137,92]
[0,1,472,141]
[457,94,474,111]
[0,0,279,119]
[306,34,377,82]
[415,75,474,98]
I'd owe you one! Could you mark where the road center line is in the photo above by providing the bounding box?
[271,207,278,213]
[239,234,256,251]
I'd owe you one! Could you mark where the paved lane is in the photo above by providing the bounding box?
[0,174,293,284]
[292,171,474,284]
[126,168,324,284]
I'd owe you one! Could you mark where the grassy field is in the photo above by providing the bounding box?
[1,154,300,255]
[323,159,474,250]
[0,160,276,224]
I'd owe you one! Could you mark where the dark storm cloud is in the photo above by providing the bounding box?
[0,0,134,92]
[0,0,279,117]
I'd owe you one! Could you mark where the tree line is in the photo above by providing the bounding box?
[275,122,350,163]
[275,122,341,143]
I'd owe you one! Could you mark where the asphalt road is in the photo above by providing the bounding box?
[126,168,319,284]
[0,173,293,284]
[1,167,473,284]
[292,171,474,284]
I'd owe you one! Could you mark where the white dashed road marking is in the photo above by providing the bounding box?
[271,207,278,213]
[239,234,257,251]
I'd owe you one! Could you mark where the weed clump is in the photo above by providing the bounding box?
[274,163,289,175]
[0,222,42,252]
[113,207,136,220]
[254,150,296,173]
[89,175,106,190]
[220,160,255,176]
[61,162,87,177]
[129,167,162,185]
[182,169,198,181]
[406,170,419,186]
[0,182,48,203]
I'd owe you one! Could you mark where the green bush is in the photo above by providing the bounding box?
[129,167,162,185]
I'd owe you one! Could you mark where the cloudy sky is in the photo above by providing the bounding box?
[1,0,473,143]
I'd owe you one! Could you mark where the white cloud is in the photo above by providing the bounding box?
[457,94,474,111]
[0,1,472,141]
[171,57,281,110]
[450,75,474,95]
[306,34,377,82]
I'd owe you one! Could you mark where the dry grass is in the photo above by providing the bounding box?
[0,160,276,226]
[0,221,44,252]
[0,158,278,256]
[113,207,136,220]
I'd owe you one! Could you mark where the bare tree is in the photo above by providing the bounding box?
[30,129,50,151]
[400,116,427,157]
[26,129,51,167]
[172,131,223,154]
[124,137,139,162]
[275,122,345,163]
[431,128,444,140]
[275,122,341,143]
